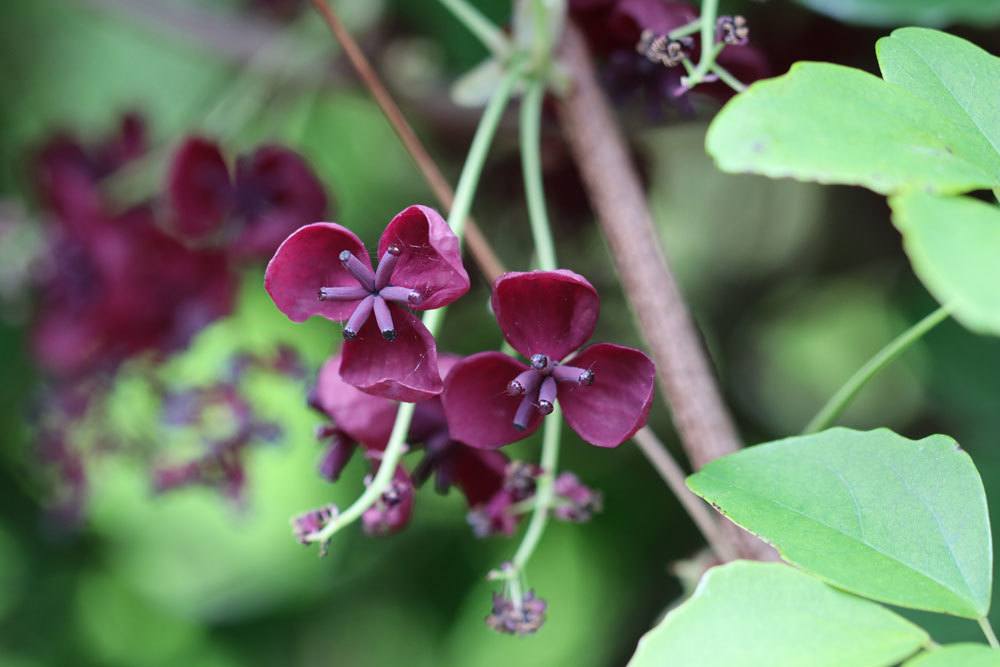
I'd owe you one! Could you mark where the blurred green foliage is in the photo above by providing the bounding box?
[2,1,1000,666]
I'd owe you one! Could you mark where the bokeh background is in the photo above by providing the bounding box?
[3,1,1000,665]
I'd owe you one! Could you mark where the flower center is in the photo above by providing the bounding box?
[505,354,595,430]
[316,244,421,341]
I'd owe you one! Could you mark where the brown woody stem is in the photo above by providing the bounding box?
[556,24,773,561]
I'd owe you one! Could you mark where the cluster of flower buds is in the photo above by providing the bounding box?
[717,15,749,46]
[486,589,548,636]
[636,29,690,67]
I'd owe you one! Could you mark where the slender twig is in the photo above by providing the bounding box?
[512,406,562,569]
[436,0,511,57]
[803,306,949,434]
[310,0,506,284]
[710,62,747,93]
[632,427,737,562]
[556,24,773,561]
[520,78,558,270]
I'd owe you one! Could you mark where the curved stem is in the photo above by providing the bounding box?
[512,405,562,569]
[980,617,1000,649]
[310,0,506,283]
[632,427,737,562]
[308,65,522,545]
[520,78,558,271]
[803,306,949,435]
[710,62,747,93]
[437,0,511,58]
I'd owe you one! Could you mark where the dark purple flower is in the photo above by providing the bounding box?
[32,204,237,378]
[266,205,470,401]
[167,136,328,260]
[486,590,547,635]
[442,270,656,449]
[33,113,147,226]
[466,461,543,538]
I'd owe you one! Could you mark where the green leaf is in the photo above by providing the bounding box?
[706,62,999,195]
[687,428,993,618]
[891,192,1000,336]
[794,0,1000,28]
[905,644,1000,666]
[878,28,1000,176]
[627,561,928,667]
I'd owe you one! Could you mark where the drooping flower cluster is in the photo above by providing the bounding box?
[570,0,768,118]
[266,205,654,637]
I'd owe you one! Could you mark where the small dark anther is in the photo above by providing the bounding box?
[338,249,352,263]
[387,244,402,256]
[343,328,357,341]
[537,400,554,415]
[530,354,549,370]
[381,329,397,341]
[407,290,422,305]
[578,369,595,386]
[508,380,525,396]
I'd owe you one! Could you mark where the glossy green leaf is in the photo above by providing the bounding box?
[628,561,928,667]
[905,644,1000,666]
[878,28,1000,175]
[794,0,1000,27]
[706,62,998,195]
[891,192,1000,336]
[687,428,993,618]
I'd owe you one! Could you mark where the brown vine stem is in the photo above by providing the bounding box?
[556,24,774,561]
[633,427,737,562]
[310,0,505,284]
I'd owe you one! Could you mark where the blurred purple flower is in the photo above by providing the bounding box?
[167,136,328,260]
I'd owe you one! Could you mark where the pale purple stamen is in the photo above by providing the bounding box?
[552,364,595,386]
[380,286,422,305]
[344,295,375,340]
[339,250,375,291]
[513,393,536,431]
[374,245,401,290]
[372,296,396,341]
[318,285,370,301]
[537,376,557,414]
[508,368,543,396]
[507,357,596,429]
[323,248,422,342]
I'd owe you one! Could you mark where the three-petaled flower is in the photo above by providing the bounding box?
[442,270,656,448]
[266,205,470,401]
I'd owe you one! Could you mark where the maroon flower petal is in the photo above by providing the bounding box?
[315,354,397,449]
[167,137,234,240]
[491,270,600,361]
[264,222,370,322]
[559,343,656,447]
[230,145,328,260]
[452,446,508,507]
[339,306,443,402]
[442,352,539,449]
[377,205,470,310]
